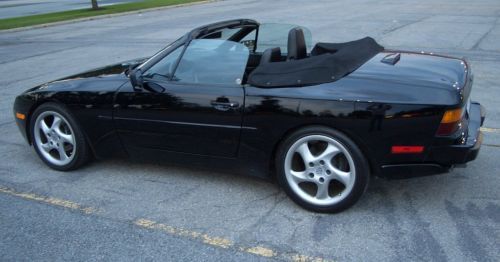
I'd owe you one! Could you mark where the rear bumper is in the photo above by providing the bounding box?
[380,102,485,178]
[427,102,484,165]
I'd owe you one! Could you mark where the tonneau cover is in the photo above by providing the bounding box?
[248,37,384,88]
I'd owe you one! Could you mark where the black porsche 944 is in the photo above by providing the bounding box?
[14,19,485,212]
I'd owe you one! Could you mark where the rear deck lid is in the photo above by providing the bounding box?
[343,51,470,106]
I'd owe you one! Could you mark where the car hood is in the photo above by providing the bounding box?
[26,57,147,93]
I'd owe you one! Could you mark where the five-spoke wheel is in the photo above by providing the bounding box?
[30,103,90,171]
[284,134,355,206]
[34,111,76,166]
[276,126,369,212]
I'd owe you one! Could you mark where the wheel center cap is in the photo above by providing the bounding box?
[315,167,323,175]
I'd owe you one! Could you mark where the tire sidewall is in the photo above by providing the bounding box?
[276,126,369,213]
[30,102,89,171]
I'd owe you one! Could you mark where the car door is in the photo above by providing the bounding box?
[113,39,249,157]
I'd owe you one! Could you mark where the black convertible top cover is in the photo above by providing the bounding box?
[248,37,384,88]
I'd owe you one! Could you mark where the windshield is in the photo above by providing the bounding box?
[136,36,185,72]
[256,23,312,53]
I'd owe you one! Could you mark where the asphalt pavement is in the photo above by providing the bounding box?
[0,0,499,261]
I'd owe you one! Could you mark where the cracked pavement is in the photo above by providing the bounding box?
[0,0,499,261]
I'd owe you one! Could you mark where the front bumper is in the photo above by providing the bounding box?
[13,95,35,144]
[427,102,485,165]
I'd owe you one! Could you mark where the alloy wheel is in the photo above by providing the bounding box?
[33,111,76,166]
[284,135,356,206]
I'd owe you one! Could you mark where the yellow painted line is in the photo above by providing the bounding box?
[0,185,330,262]
[135,219,233,248]
[134,218,332,262]
[0,186,96,214]
[481,127,500,133]
[244,246,276,257]
[291,254,330,262]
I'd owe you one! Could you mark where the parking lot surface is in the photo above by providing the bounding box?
[0,0,499,261]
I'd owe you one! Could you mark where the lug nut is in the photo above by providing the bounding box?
[319,177,325,183]
[326,170,331,175]
[319,160,325,165]
[309,162,314,167]
[308,173,314,178]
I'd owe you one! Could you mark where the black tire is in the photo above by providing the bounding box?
[30,102,91,171]
[275,126,370,213]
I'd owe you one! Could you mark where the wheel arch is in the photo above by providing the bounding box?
[26,99,97,157]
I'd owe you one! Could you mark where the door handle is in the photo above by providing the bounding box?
[211,100,239,111]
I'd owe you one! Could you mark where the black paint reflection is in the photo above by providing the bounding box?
[368,104,391,131]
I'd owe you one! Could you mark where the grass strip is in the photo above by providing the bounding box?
[0,0,205,30]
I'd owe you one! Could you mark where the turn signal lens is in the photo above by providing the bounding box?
[437,108,463,136]
[15,112,25,120]
[441,108,463,124]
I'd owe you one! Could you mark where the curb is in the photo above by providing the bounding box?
[0,0,218,33]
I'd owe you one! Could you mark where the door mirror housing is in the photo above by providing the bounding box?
[143,82,165,93]
[129,68,143,90]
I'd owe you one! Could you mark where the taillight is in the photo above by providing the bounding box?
[436,108,463,136]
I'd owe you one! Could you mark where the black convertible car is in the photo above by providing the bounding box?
[14,19,485,212]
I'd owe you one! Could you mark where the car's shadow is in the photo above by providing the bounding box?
[81,155,462,214]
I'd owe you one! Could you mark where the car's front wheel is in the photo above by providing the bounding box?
[30,103,90,171]
[276,126,369,213]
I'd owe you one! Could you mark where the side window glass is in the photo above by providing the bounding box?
[173,39,249,85]
[143,45,184,80]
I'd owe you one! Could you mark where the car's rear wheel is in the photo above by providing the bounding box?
[30,103,90,171]
[276,126,369,213]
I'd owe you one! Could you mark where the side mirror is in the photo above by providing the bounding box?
[129,69,143,90]
[143,82,165,93]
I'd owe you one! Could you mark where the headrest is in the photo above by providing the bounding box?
[287,27,307,60]
[260,47,281,65]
